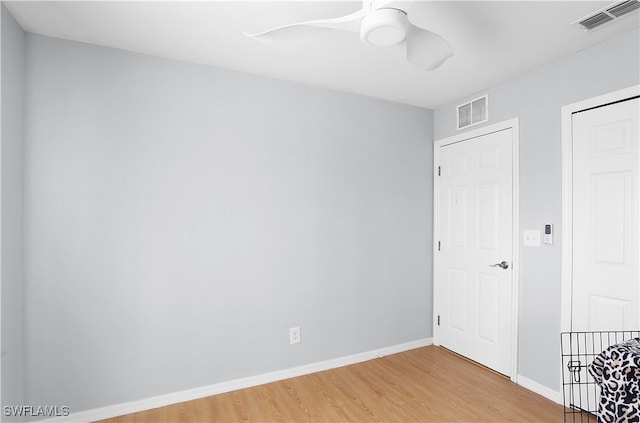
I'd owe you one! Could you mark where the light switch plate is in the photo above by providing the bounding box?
[523,230,541,247]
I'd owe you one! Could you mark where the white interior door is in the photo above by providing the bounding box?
[434,126,515,376]
[571,97,640,331]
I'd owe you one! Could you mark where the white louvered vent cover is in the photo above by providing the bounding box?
[457,95,488,130]
[576,0,640,31]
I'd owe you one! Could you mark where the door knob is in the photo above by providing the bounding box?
[490,261,509,269]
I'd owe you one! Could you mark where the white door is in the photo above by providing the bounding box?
[435,126,515,376]
[571,97,640,331]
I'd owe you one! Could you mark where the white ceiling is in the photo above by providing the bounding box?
[5,1,640,109]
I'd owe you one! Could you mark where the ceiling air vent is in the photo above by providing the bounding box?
[607,0,640,17]
[579,13,614,30]
[575,0,640,31]
[457,95,488,130]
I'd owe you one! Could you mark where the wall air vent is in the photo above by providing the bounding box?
[575,0,640,31]
[457,95,488,130]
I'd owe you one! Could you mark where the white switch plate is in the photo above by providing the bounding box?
[523,230,541,247]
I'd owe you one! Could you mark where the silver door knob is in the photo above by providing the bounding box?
[490,261,509,269]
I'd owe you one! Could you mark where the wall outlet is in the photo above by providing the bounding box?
[289,326,300,344]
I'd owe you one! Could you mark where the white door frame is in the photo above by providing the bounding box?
[433,118,520,382]
[560,85,640,332]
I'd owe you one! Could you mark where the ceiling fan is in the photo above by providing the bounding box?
[243,0,453,71]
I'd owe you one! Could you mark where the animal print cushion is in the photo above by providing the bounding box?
[588,338,640,423]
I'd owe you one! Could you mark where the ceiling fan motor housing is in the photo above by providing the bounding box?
[360,8,409,47]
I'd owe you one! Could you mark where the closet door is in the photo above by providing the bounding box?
[571,96,639,331]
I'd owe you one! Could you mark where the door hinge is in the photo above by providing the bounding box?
[438,166,441,176]
[437,315,440,326]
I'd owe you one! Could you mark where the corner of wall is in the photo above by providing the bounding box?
[1,3,27,419]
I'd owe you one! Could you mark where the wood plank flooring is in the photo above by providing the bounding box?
[96,345,564,422]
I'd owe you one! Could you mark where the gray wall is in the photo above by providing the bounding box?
[434,28,640,392]
[22,34,433,412]
[1,4,25,414]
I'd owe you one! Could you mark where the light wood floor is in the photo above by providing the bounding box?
[96,346,564,422]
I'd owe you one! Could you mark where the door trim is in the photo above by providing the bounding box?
[433,118,520,382]
[560,85,640,332]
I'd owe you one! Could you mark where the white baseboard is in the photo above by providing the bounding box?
[517,375,563,405]
[44,338,432,422]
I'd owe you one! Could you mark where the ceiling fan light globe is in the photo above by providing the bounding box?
[360,8,408,47]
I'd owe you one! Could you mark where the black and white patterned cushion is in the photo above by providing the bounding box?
[589,338,640,423]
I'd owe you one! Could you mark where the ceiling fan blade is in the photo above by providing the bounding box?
[243,9,365,41]
[405,24,453,71]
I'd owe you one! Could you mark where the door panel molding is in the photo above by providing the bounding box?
[560,85,640,333]
[433,118,520,382]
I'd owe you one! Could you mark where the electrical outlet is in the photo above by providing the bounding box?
[289,326,300,344]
